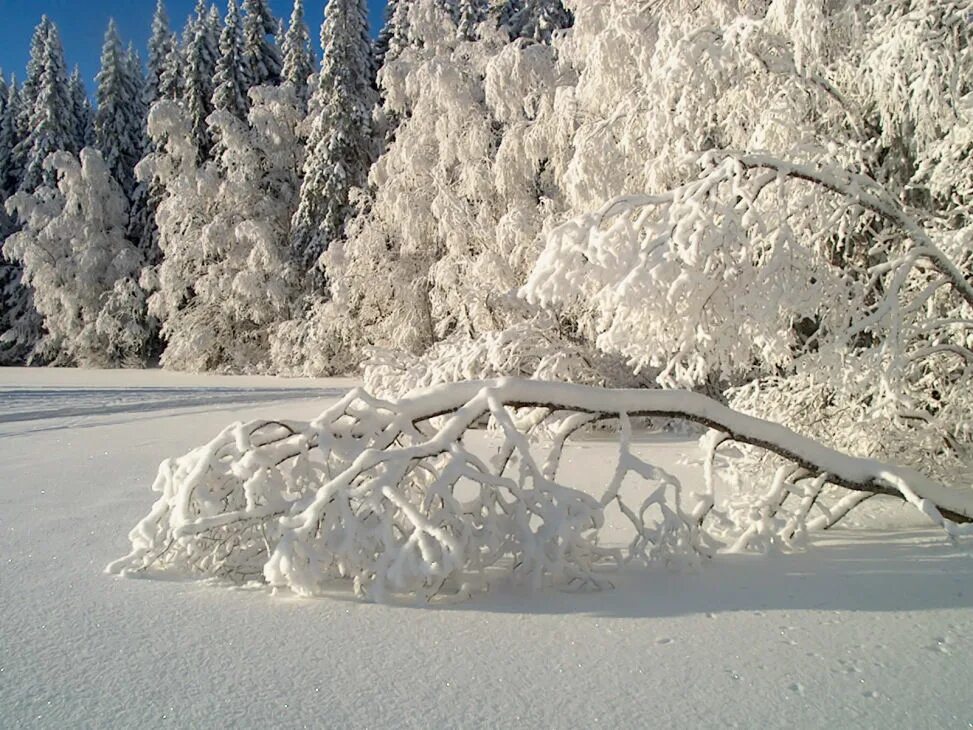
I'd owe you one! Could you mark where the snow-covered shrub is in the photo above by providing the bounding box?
[4,148,149,367]
[109,380,973,602]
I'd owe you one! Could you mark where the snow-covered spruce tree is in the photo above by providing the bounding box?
[131,7,181,273]
[373,0,403,68]
[122,44,155,270]
[4,21,75,362]
[4,149,149,367]
[133,5,180,265]
[0,73,14,196]
[0,73,17,352]
[182,1,222,159]
[94,21,144,197]
[17,22,77,192]
[13,17,53,177]
[289,0,376,281]
[125,46,148,129]
[158,40,184,101]
[142,89,302,373]
[213,0,249,120]
[69,67,94,151]
[146,0,176,107]
[242,0,283,88]
[0,74,36,366]
[281,0,315,104]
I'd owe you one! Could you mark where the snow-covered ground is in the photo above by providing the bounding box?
[1,369,971,729]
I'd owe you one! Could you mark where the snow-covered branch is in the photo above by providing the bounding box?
[109,379,973,603]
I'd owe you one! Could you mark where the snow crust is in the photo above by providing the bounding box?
[2,368,973,728]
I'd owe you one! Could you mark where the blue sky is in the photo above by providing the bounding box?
[0,1,389,92]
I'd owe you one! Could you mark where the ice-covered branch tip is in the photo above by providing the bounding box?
[108,380,973,603]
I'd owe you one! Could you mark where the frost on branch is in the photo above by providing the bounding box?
[362,315,648,400]
[108,380,973,602]
[523,151,973,487]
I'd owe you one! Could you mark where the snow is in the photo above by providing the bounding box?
[2,368,972,728]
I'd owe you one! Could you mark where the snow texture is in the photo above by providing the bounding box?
[2,368,972,728]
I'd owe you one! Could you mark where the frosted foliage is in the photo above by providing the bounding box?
[108,380,972,602]
[4,149,148,366]
[526,153,973,473]
[141,92,302,373]
[363,316,647,399]
[524,157,844,387]
[326,0,568,363]
[270,298,360,377]
[518,0,973,481]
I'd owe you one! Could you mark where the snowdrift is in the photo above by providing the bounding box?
[108,379,973,602]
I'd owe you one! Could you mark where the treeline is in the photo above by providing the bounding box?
[0,0,572,369]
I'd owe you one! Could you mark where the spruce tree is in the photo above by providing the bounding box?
[374,0,415,70]
[123,44,154,262]
[125,45,148,139]
[69,67,95,151]
[0,73,11,197]
[13,18,53,181]
[182,2,220,158]
[281,0,315,103]
[242,0,283,88]
[94,21,143,196]
[0,76,22,192]
[207,4,224,57]
[146,0,175,108]
[291,0,376,281]
[213,0,249,119]
[158,43,184,101]
[18,23,75,191]
[17,19,52,139]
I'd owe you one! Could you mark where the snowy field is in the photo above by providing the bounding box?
[1,369,971,729]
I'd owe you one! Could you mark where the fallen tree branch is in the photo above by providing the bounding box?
[108,379,973,603]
